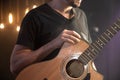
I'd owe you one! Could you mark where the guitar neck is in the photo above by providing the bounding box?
[78,18,120,65]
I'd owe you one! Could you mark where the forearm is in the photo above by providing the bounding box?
[34,38,60,61]
[10,38,60,75]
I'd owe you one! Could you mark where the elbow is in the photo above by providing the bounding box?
[10,55,22,76]
[10,54,30,76]
[10,64,17,76]
[10,60,20,76]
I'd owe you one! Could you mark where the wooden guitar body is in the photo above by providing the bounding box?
[16,40,103,80]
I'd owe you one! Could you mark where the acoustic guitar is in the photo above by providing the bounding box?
[16,18,120,80]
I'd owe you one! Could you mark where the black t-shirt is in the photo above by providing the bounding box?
[17,3,92,61]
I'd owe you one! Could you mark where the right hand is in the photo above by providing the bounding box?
[53,29,81,48]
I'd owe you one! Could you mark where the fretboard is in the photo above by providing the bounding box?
[78,18,120,65]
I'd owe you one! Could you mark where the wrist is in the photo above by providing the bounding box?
[51,38,64,49]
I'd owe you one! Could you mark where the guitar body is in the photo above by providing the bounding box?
[16,40,103,80]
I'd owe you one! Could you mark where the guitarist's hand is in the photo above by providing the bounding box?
[53,29,81,48]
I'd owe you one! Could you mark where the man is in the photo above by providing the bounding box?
[10,0,93,79]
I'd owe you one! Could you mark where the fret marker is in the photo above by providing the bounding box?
[107,33,110,35]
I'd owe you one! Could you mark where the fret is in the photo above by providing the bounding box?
[85,49,95,58]
[81,53,90,61]
[101,35,109,42]
[106,29,114,36]
[86,54,93,60]
[105,28,117,40]
[98,37,106,45]
[88,46,98,56]
[104,31,112,39]
[95,40,103,48]
[79,55,86,63]
[112,23,120,31]
[108,26,117,35]
[86,48,96,57]
[84,51,93,60]
[80,54,89,64]
[102,32,111,42]
[99,35,108,44]
[90,45,99,53]
[80,46,99,64]
[111,26,118,33]
[92,43,101,51]
[78,56,87,64]
[114,22,120,28]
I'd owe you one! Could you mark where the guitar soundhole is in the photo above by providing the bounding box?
[66,59,84,78]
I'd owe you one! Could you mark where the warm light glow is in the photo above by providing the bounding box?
[33,5,37,9]
[25,8,29,15]
[9,13,13,24]
[0,23,5,29]
[16,25,20,32]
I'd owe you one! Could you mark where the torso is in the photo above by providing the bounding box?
[17,3,91,61]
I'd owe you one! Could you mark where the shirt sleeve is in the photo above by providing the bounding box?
[16,11,38,50]
[82,11,92,43]
[74,8,92,43]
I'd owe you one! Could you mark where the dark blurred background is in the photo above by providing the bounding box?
[0,0,120,80]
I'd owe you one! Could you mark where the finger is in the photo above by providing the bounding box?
[69,35,81,43]
[62,37,75,44]
[63,33,81,43]
[72,31,81,39]
[64,29,81,39]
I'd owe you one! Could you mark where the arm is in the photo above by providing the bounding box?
[10,29,81,76]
